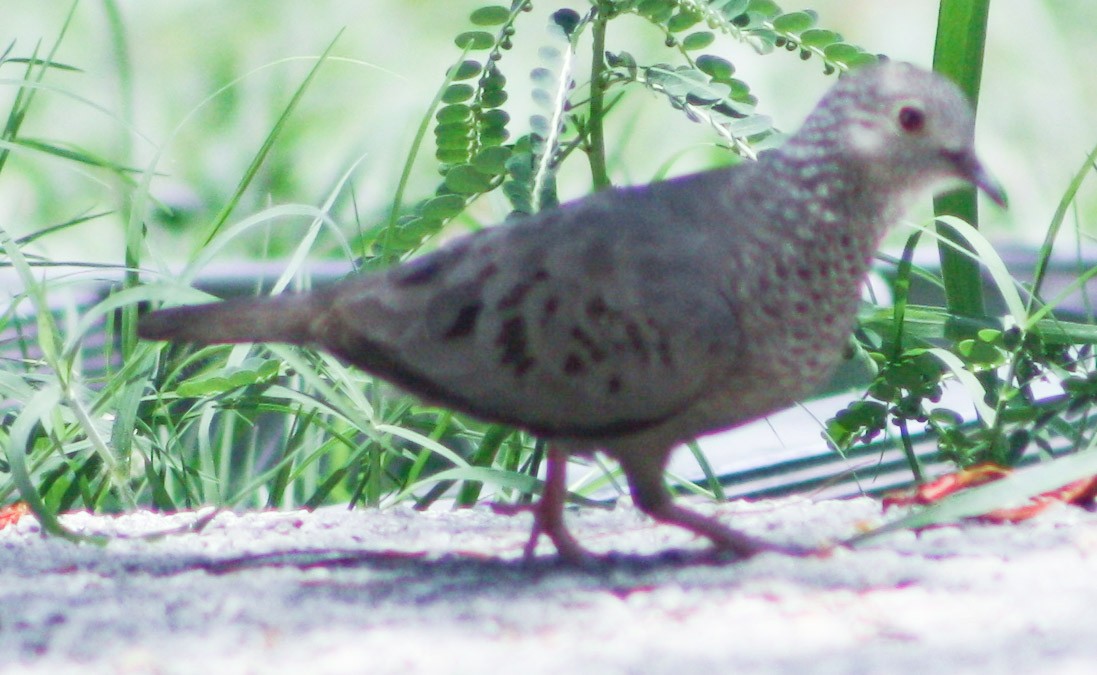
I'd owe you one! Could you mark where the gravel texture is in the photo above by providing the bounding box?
[1,497,1095,674]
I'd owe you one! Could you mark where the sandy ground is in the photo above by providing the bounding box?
[1,496,1095,674]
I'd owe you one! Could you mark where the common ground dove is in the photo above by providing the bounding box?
[139,62,1006,562]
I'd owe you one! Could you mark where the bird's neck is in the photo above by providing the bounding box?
[759,148,898,261]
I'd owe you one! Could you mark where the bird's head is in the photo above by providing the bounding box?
[792,60,1007,209]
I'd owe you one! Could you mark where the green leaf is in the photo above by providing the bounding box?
[176,357,281,396]
[447,60,482,80]
[747,0,781,16]
[469,5,511,26]
[843,52,878,68]
[444,164,493,194]
[434,122,472,148]
[717,0,750,19]
[503,180,532,214]
[436,147,470,164]
[798,28,839,48]
[505,151,533,181]
[436,104,472,124]
[480,88,508,108]
[454,31,495,50]
[441,84,475,104]
[681,31,715,50]
[420,194,467,220]
[435,121,472,138]
[482,65,507,90]
[647,65,728,104]
[478,126,509,145]
[823,42,862,63]
[471,146,512,174]
[772,10,817,34]
[667,11,700,33]
[479,108,510,129]
[637,0,675,22]
[695,54,734,81]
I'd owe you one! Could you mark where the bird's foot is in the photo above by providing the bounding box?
[491,501,595,565]
[703,534,822,562]
[643,500,822,561]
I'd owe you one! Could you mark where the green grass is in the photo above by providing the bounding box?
[2,1,1097,540]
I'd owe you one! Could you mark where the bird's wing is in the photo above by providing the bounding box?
[315,176,746,439]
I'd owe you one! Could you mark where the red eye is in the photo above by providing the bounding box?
[898,105,925,132]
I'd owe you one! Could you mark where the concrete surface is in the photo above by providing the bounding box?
[1,496,1095,674]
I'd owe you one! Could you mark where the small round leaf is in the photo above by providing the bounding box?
[667,11,700,33]
[471,146,512,175]
[444,164,493,194]
[469,5,510,26]
[436,104,472,124]
[421,194,467,220]
[772,10,817,34]
[696,54,734,81]
[481,88,508,108]
[442,84,475,104]
[455,31,495,50]
[448,60,483,81]
[682,31,715,50]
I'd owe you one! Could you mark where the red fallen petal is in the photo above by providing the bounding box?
[883,462,1012,509]
[1059,476,1097,506]
[884,465,1097,524]
[0,502,29,529]
[982,476,1097,523]
[981,496,1057,523]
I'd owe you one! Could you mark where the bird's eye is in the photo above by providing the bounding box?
[898,105,925,133]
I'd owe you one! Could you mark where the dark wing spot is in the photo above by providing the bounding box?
[443,303,482,339]
[624,320,648,361]
[571,326,607,362]
[656,337,673,367]
[645,320,671,366]
[563,353,585,375]
[607,376,622,394]
[541,296,560,323]
[497,316,535,375]
[497,280,533,311]
[497,268,550,310]
[585,296,609,319]
[477,263,499,282]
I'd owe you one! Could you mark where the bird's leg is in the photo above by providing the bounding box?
[492,446,592,562]
[622,459,811,559]
[522,446,592,563]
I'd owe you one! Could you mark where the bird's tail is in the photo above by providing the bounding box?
[137,292,324,347]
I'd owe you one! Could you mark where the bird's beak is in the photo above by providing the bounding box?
[948,149,1008,208]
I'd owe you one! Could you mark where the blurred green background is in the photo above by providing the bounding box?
[3,0,1096,272]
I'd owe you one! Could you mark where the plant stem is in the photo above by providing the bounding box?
[587,3,611,190]
[931,0,992,323]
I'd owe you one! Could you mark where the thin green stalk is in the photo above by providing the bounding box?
[587,3,611,190]
[931,0,992,322]
[201,30,343,248]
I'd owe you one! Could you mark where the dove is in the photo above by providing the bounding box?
[139,61,1006,562]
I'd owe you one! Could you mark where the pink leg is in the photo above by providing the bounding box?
[522,446,592,563]
[641,499,810,558]
[623,459,811,559]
